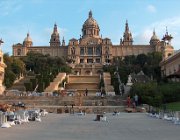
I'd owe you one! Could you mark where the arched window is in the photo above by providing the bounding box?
[17,49,21,55]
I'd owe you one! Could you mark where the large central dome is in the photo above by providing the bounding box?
[82,11,100,38]
[83,11,99,27]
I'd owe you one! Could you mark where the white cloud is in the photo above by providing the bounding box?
[147,5,156,13]
[134,16,180,50]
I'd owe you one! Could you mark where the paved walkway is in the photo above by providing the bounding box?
[0,113,180,140]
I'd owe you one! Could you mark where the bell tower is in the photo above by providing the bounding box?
[121,20,133,45]
[50,23,61,47]
[162,27,174,59]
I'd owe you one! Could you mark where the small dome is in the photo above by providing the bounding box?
[150,30,159,41]
[24,33,32,42]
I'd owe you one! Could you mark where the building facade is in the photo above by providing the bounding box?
[0,39,6,94]
[13,11,174,75]
[160,49,180,81]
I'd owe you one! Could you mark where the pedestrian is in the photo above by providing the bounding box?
[127,95,131,107]
[134,94,138,107]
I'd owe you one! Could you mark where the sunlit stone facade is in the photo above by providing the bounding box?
[0,39,6,94]
[13,11,174,75]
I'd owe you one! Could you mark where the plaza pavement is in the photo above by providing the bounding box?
[0,113,180,140]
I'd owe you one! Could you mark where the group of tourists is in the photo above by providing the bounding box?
[127,94,139,108]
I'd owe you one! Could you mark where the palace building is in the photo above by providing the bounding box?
[13,11,174,75]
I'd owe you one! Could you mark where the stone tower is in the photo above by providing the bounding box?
[162,27,174,59]
[50,23,61,47]
[121,20,133,45]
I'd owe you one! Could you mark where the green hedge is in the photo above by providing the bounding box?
[130,82,180,107]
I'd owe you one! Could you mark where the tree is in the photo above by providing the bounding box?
[136,54,147,67]
[3,53,25,88]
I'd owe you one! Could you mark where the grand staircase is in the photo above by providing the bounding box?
[65,75,100,95]
[103,72,115,95]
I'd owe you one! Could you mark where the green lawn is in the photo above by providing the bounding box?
[166,102,180,111]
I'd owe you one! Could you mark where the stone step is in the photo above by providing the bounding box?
[68,75,100,83]
[65,83,99,90]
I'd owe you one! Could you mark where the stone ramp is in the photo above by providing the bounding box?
[8,76,35,91]
[44,73,66,92]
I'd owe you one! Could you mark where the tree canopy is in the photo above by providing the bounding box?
[3,53,25,88]
[103,52,162,95]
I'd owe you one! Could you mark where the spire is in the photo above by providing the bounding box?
[62,36,65,46]
[122,20,133,45]
[89,10,92,18]
[166,26,168,35]
[120,38,123,45]
[125,20,129,32]
[162,26,173,41]
[50,23,60,47]
[53,23,58,33]
[153,28,156,36]
[27,32,30,37]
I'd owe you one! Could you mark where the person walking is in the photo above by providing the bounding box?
[127,95,131,107]
[134,94,138,107]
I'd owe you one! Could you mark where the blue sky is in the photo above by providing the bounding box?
[0,0,180,54]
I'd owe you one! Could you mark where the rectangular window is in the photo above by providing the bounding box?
[80,59,84,63]
[96,58,100,63]
[87,59,93,63]
[96,47,101,55]
[80,48,84,55]
[87,47,93,55]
